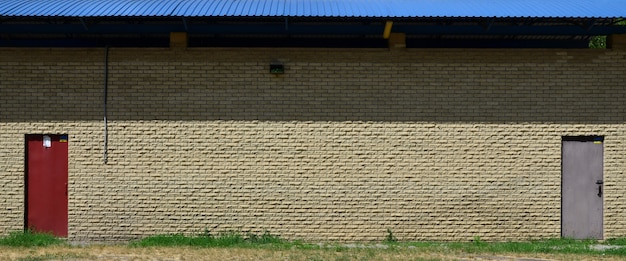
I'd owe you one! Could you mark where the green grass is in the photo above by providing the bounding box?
[131,231,626,257]
[130,230,289,248]
[605,237,626,246]
[5,229,626,258]
[447,238,592,254]
[0,230,64,247]
[400,237,626,256]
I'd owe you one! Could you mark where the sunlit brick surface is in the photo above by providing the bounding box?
[1,48,625,242]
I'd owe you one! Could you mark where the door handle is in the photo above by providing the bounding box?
[596,180,603,198]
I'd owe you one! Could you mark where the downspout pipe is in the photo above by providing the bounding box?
[103,46,109,164]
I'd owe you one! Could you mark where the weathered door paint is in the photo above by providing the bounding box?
[26,134,68,237]
[561,136,603,239]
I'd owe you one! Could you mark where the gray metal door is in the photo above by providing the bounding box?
[562,137,604,239]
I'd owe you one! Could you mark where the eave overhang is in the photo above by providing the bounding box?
[2,0,625,47]
[2,17,626,35]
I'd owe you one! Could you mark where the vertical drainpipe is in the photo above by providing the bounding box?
[103,46,109,164]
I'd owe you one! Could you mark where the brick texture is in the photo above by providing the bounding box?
[1,48,625,242]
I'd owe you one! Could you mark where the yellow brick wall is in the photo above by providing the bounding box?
[1,48,625,242]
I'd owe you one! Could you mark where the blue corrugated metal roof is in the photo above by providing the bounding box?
[1,0,626,18]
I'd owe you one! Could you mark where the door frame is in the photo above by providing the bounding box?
[23,135,28,232]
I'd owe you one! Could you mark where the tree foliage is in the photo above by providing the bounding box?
[589,19,626,49]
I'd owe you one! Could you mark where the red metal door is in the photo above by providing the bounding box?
[26,134,68,237]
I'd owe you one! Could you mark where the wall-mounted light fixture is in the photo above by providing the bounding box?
[270,63,284,74]
[43,135,51,148]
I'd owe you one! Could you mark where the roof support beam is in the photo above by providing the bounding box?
[170,32,187,48]
[394,25,626,35]
[388,32,405,48]
[484,18,495,31]
[182,17,189,31]
[285,17,289,31]
[2,24,626,36]
[383,21,393,39]
[608,34,626,49]
[79,18,88,31]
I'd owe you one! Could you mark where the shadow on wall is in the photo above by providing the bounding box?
[1,48,625,123]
